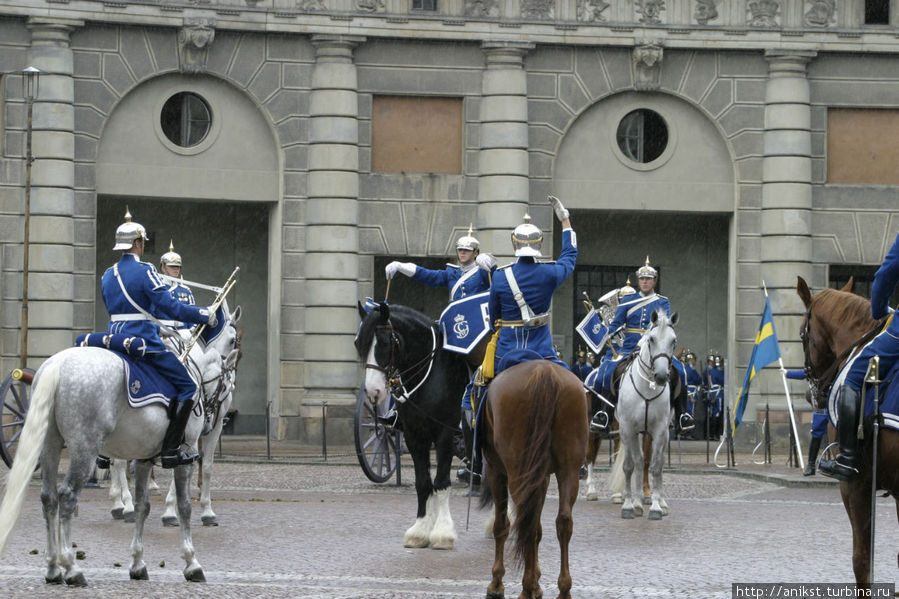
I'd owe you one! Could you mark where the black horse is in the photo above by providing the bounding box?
[355,302,469,549]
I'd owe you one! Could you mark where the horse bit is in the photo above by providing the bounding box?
[365,320,438,402]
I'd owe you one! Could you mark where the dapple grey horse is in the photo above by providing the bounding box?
[0,316,238,586]
[616,310,678,521]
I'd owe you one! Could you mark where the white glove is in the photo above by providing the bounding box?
[475,253,497,272]
[206,308,218,328]
[547,195,569,222]
[385,261,417,279]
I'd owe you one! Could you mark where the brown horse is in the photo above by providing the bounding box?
[796,275,899,586]
[480,359,588,599]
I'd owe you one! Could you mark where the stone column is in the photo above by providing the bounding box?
[477,41,534,260]
[760,50,816,367]
[302,35,365,413]
[22,17,83,367]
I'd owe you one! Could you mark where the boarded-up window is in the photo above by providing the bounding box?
[827,109,899,184]
[371,96,462,174]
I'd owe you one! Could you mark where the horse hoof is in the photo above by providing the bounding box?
[65,573,88,587]
[201,516,219,527]
[633,504,643,517]
[130,567,149,580]
[111,508,124,520]
[45,573,64,585]
[184,568,206,583]
[621,507,635,519]
[642,495,651,505]
[648,509,663,521]
[124,511,136,523]
[486,589,505,599]
[430,537,456,550]
[610,493,623,504]
[585,492,598,501]
[162,516,179,527]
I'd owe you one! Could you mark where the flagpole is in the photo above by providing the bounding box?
[762,281,805,470]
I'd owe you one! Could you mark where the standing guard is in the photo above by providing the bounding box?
[684,348,703,422]
[101,210,218,468]
[704,351,725,440]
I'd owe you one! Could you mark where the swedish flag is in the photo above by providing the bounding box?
[733,295,781,428]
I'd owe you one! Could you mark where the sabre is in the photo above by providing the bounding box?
[179,266,240,362]
[385,278,392,303]
[864,355,881,585]
[159,273,223,293]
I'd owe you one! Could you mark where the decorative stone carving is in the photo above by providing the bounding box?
[465,0,500,17]
[747,0,780,27]
[804,0,835,27]
[635,0,665,24]
[357,0,385,12]
[633,40,663,91]
[177,17,215,74]
[694,0,718,24]
[578,0,610,22]
[520,0,554,20]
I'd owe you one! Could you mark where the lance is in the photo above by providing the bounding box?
[179,267,240,362]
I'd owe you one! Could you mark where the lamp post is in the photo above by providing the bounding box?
[20,66,41,369]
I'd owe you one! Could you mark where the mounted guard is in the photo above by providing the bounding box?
[384,224,497,483]
[158,240,195,332]
[101,209,218,468]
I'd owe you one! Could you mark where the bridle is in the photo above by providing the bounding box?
[629,324,672,403]
[179,319,240,434]
[364,318,438,403]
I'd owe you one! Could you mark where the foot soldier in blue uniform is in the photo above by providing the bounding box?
[571,349,591,381]
[683,349,703,429]
[819,232,899,481]
[101,210,218,469]
[476,195,577,386]
[592,258,694,433]
[784,369,826,476]
[158,240,196,331]
[385,225,497,484]
[704,351,724,440]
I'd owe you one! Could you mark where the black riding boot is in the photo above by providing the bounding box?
[160,401,199,469]
[803,436,822,476]
[818,386,861,482]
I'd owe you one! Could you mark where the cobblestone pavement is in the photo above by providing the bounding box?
[1,446,897,598]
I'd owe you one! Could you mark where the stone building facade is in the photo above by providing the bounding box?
[1,0,898,444]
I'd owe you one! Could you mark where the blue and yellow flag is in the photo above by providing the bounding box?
[733,295,781,428]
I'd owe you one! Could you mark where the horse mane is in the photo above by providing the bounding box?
[812,288,876,333]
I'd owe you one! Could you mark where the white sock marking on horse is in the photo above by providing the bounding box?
[428,488,456,549]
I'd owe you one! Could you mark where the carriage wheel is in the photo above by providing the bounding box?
[0,368,35,468]
[354,387,401,483]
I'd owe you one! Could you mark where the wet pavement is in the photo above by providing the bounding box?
[0,438,897,598]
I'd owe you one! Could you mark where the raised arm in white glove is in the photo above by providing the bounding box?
[385,261,417,280]
[475,253,497,272]
[547,195,569,222]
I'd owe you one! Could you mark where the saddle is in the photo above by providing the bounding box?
[607,351,683,402]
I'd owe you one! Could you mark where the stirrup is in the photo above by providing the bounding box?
[679,413,696,432]
[817,455,859,482]
[95,455,111,470]
[377,408,398,428]
[160,449,199,469]
[590,410,609,432]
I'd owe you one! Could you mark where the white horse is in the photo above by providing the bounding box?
[110,304,242,527]
[0,311,238,586]
[616,310,678,521]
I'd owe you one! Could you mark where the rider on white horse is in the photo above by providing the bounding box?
[158,240,196,332]
[592,257,695,433]
[101,210,218,469]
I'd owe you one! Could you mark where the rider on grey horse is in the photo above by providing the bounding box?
[100,210,218,468]
[158,240,196,331]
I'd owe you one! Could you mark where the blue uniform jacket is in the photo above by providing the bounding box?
[605,291,671,357]
[164,282,196,330]
[101,254,208,353]
[489,228,577,370]
[413,263,491,302]
[686,363,703,397]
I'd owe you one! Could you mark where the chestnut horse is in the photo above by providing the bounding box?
[479,359,588,599]
[796,276,899,586]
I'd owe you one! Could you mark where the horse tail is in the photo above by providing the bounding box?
[0,358,60,555]
[511,362,562,566]
[608,446,625,495]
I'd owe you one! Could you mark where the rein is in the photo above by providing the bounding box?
[628,323,673,435]
[801,304,884,407]
[365,319,439,403]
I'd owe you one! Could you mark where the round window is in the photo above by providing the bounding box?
[615,109,668,164]
[160,92,212,148]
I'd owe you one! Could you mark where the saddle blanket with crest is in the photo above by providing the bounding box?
[75,333,175,410]
[830,356,899,432]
